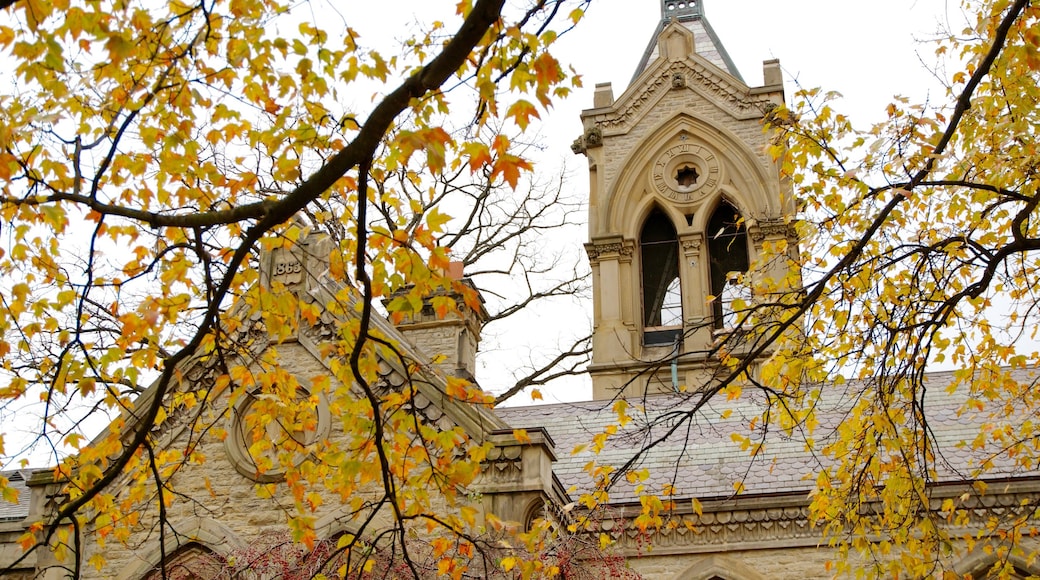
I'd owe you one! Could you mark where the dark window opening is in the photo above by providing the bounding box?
[707,201,750,329]
[641,209,682,344]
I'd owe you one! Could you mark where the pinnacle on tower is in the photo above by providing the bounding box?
[661,0,703,22]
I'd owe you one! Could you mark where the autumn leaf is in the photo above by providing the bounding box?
[490,153,532,189]
[506,99,540,130]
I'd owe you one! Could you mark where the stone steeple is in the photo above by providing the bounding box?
[574,3,795,400]
[632,0,743,83]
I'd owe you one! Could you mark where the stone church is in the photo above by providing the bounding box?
[3,1,1040,578]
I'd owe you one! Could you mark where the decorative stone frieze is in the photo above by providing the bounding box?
[591,485,1040,557]
[749,219,796,243]
[681,238,702,253]
[481,445,524,481]
[584,238,634,263]
[596,62,778,131]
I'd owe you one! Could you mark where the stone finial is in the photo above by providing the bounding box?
[763,59,782,87]
[593,82,614,108]
[659,24,695,61]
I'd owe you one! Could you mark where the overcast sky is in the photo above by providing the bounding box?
[546,0,957,152]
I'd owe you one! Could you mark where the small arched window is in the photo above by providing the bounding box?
[707,201,750,329]
[641,208,682,345]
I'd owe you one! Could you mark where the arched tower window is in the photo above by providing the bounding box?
[641,208,682,344]
[707,201,750,329]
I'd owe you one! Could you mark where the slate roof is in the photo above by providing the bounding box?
[0,470,32,521]
[497,368,1040,503]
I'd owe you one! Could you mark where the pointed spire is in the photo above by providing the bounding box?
[632,0,743,84]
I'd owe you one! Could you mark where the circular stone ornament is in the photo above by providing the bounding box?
[224,386,331,482]
[650,143,722,204]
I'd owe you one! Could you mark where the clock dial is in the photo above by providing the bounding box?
[651,143,722,204]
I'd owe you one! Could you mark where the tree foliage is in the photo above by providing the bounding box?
[771,1,1040,575]
[0,0,592,576]
[595,0,1040,577]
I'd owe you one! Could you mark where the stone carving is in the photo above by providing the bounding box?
[572,127,603,156]
[224,385,332,483]
[681,238,702,253]
[584,126,603,148]
[671,72,686,89]
[598,63,777,130]
[571,135,586,155]
[480,445,523,482]
[589,488,1040,555]
[598,69,669,130]
[749,220,795,242]
[585,240,634,262]
[651,141,721,204]
[597,505,814,552]
[270,253,303,286]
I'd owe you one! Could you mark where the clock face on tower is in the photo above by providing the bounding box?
[650,142,722,204]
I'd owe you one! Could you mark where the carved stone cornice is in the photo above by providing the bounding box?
[591,485,1040,556]
[584,237,634,263]
[594,62,777,131]
[596,68,669,130]
[749,219,796,243]
[606,504,814,554]
[479,444,524,483]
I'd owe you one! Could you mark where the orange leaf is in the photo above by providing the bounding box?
[490,154,532,189]
[506,99,540,130]
[460,141,492,173]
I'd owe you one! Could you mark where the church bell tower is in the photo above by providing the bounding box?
[573,0,797,400]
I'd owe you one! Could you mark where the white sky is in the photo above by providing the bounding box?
[547,0,956,148]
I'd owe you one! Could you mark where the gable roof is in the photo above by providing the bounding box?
[498,367,1040,504]
[29,237,511,507]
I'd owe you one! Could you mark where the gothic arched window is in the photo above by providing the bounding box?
[706,201,750,329]
[641,208,682,345]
